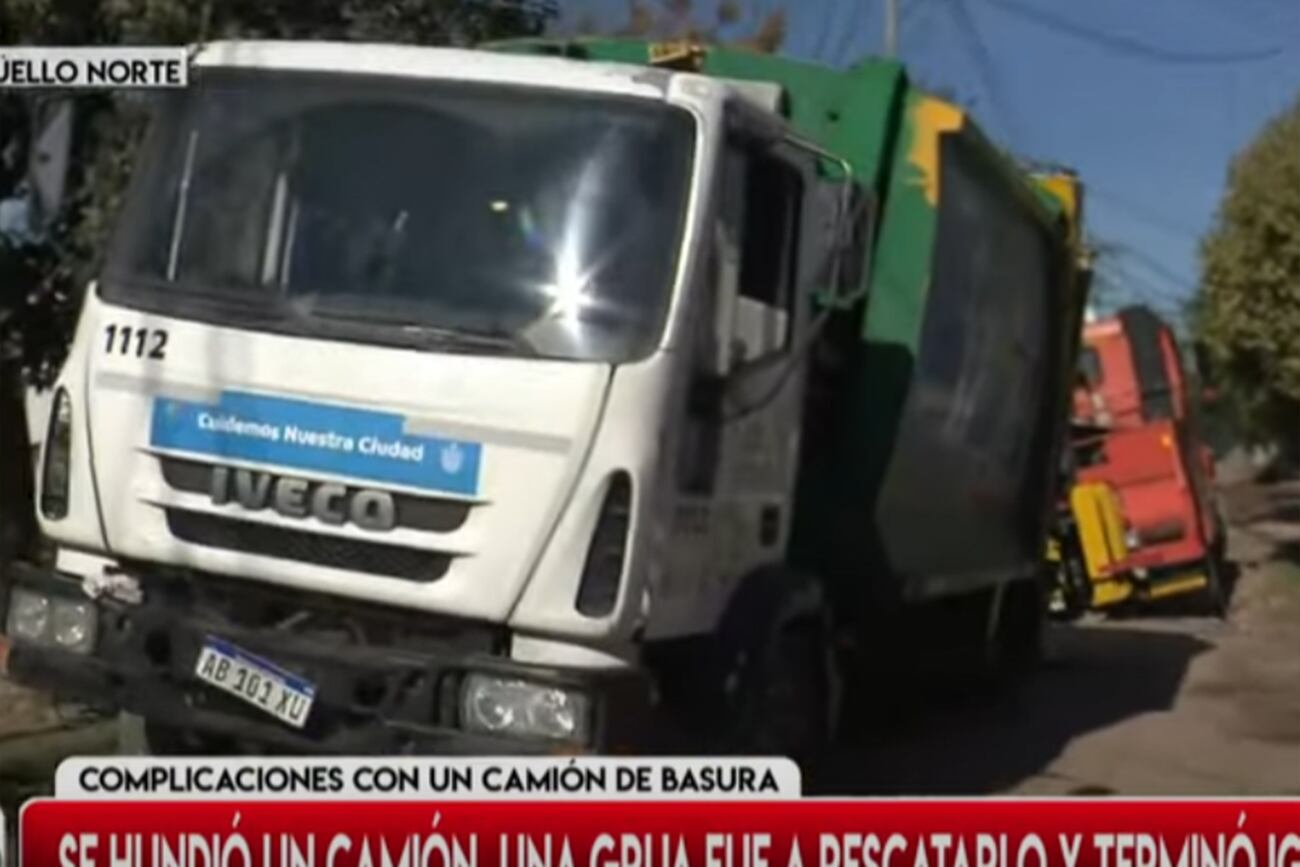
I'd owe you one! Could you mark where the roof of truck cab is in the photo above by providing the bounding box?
[189,40,679,100]
[488,38,908,188]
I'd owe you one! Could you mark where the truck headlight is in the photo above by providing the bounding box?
[1125,528,1141,550]
[460,674,591,743]
[40,387,72,520]
[50,597,97,653]
[4,587,97,654]
[6,588,51,642]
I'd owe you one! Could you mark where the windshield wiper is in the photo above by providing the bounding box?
[399,323,539,357]
[309,309,539,358]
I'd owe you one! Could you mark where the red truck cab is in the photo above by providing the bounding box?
[1072,306,1226,611]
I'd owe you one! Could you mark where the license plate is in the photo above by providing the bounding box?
[194,636,316,729]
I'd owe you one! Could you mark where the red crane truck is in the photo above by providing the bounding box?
[1069,305,1227,614]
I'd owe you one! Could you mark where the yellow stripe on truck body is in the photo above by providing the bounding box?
[1070,481,1129,581]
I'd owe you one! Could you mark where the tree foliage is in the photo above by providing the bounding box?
[578,0,787,54]
[1194,95,1300,448]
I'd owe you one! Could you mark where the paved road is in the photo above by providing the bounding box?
[815,529,1300,795]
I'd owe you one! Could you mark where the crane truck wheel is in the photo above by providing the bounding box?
[711,567,839,767]
[1201,551,1228,619]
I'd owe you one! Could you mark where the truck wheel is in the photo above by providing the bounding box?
[995,577,1046,676]
[1202,552,1228,619]
[1059,553,1092,621]
[728,616,835,761]
[714,569,838,765]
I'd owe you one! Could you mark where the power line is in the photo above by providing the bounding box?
[813,0,851,63]
[944,0,1024,143]
[1097,255,1191,300]
[1094,245,1185,288]
[1108,241,1198,293]
[1191,0,1300,47]
[1093,236,1200,309]
[1094,259,1191,317]
[983,0,1285,65]
[829,0,867,67]
[1087,184,1205,241]
[898,0,940,64]
[901,0,933,28]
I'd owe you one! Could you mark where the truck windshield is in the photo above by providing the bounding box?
[102,68,696,362]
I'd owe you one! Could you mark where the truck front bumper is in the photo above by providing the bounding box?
[0,562,657,755]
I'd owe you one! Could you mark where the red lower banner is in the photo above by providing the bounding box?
[21,800,1300,867]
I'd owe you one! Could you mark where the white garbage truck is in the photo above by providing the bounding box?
[1,38,1086,757]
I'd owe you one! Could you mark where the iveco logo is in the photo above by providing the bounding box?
[210,466,397,532]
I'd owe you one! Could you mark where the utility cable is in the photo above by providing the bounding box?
[1087,185,1204,241]
[1093,237,1199,298]
[901,0,932,28]
[944,0,1025,143]
[1107,242,1198,294]
[1095,254,1189,298]
[898,0,941,66]
[827,0,867,68]
[815,0,852,66]
[1093,261,1191,319]
[983,0,1284,65]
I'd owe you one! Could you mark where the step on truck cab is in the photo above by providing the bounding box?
[1,38,1086,757]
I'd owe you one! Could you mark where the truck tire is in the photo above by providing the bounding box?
[1056,543,1093,621]
[713,567,839,765]
[728,616,834,761]
[1202,551,1228,619]
[994,577,1047,676]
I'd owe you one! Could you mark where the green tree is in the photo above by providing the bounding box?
[0,0,555,563]
[1195,95,1300,454]
[571,0,787,53]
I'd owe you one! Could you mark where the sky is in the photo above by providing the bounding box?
[554,0,1300,327]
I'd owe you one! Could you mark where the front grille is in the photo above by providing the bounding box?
[160,457,471,533]
[165,509,452,582]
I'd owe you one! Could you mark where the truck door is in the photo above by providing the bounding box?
[710,130,810,608]
[661,114,819,636]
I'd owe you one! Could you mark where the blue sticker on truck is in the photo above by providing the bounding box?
[150,390,481,496]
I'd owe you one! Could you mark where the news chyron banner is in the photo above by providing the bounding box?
[17,757,1300,867]
[0,47,188,88]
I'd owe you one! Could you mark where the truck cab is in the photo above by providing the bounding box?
[1069,306,1226,612]
[1,40,850,754]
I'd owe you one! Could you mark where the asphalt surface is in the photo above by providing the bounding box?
[815,550,1300,795]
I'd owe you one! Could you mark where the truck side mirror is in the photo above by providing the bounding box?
[688,351,789,424]
[724,351,788,411]
[832,185,873,301]
[785,136,870,309]
[688,351,790,424]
